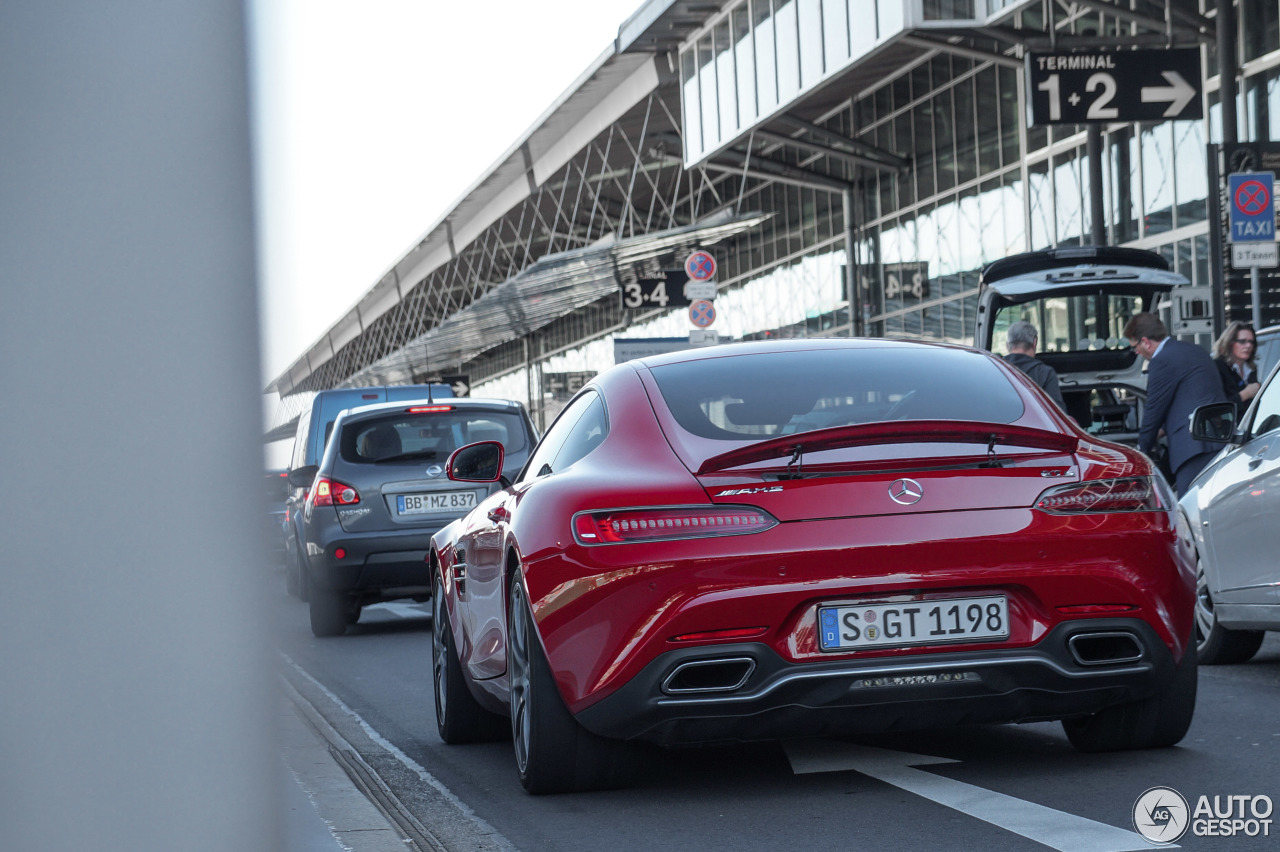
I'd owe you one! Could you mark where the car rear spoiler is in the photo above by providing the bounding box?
[696,421,1079,475]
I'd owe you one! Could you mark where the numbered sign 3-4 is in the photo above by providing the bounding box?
[621,272,694,309]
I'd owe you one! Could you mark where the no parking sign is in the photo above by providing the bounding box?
[685,250,716,282]
[689,299,716,328]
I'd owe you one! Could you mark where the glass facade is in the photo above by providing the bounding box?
[679,1,996,166]
[280,0,1280,436]
[478,2,1280,419]
[853,55,1216,340]
[670,1,1227,351]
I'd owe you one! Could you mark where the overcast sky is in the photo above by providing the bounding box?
[249,0,646,384]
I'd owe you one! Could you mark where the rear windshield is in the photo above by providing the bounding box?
[339,410,529,463]
[264,472,290,503]
[649,347,1025,441]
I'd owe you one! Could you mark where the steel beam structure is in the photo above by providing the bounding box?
[267,0,1240,439]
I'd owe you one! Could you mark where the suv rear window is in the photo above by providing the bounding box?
[649,347,1025,441]
[264,472,290,503]
[338,410,529,463]
[989,290,1150,358]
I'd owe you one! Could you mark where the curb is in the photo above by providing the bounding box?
[283,677,445,851]
[279,656,518,852]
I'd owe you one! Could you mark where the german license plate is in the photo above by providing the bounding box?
[818,596,1009,652]
[396,490,476,515]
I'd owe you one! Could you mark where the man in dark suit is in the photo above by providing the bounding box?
[1125,312,1228,495]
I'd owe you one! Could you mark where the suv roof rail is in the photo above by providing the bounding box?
[980,245,1169,285]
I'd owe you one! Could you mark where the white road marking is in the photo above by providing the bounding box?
[784,740,1166,852]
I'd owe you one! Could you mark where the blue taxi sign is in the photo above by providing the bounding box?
[1228,172,1275,243]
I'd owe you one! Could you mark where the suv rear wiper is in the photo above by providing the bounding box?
[373,450,440,464]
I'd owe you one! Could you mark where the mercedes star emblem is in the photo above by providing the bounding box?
[888,478,924,505]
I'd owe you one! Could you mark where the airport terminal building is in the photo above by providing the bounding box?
[267,0,1280,432]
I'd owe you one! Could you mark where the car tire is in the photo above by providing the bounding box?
[432,568,506,743]
[507,569,633,794]
[1061,643,1197,753]
[309,586,349,637]
[285,546,300,598]
[295,546,311,602]
[1195,559,1264,665]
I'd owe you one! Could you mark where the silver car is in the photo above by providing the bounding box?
[1181,376,1280,663]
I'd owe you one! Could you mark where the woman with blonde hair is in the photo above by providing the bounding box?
[1213,320,1260,413]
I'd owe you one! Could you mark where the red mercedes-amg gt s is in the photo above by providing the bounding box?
[430,339,1197,794]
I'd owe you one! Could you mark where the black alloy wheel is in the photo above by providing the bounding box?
[432,565,505,743]
[1062,640,1198,752]
[506,568,634,794]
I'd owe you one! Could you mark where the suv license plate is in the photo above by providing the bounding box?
[397,490,477,515]
[818,596,1009,652]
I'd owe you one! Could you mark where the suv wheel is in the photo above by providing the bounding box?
[309,587,348,637]
[284,546,300,597]
[289,546,311,602]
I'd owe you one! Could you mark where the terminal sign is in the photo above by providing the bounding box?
[1026,48,1202,125]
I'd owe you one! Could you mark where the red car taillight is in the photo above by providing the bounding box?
[311,476,360,507]
[572,506,778,545]
[1035,477,1166,514]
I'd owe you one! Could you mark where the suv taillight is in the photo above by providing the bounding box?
[1035,477,1166,514]
[572,506,778,545]
[312,476,360,507]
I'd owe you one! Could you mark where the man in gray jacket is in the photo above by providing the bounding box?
[1004,320,1065,410]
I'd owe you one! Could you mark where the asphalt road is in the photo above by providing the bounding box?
[272,584,1280,852]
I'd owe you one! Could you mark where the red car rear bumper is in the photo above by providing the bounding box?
[573,618,1184,746]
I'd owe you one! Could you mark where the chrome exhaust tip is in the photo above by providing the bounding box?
[661,657,756,694]
[1068,631,1144,667]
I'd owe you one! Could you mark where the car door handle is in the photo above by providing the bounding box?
[487,506,510,523]
[1249,457,1264,470]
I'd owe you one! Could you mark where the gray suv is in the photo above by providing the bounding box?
[290,398,536,637]
[284,383,453,598]
[977,246,1185,460]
